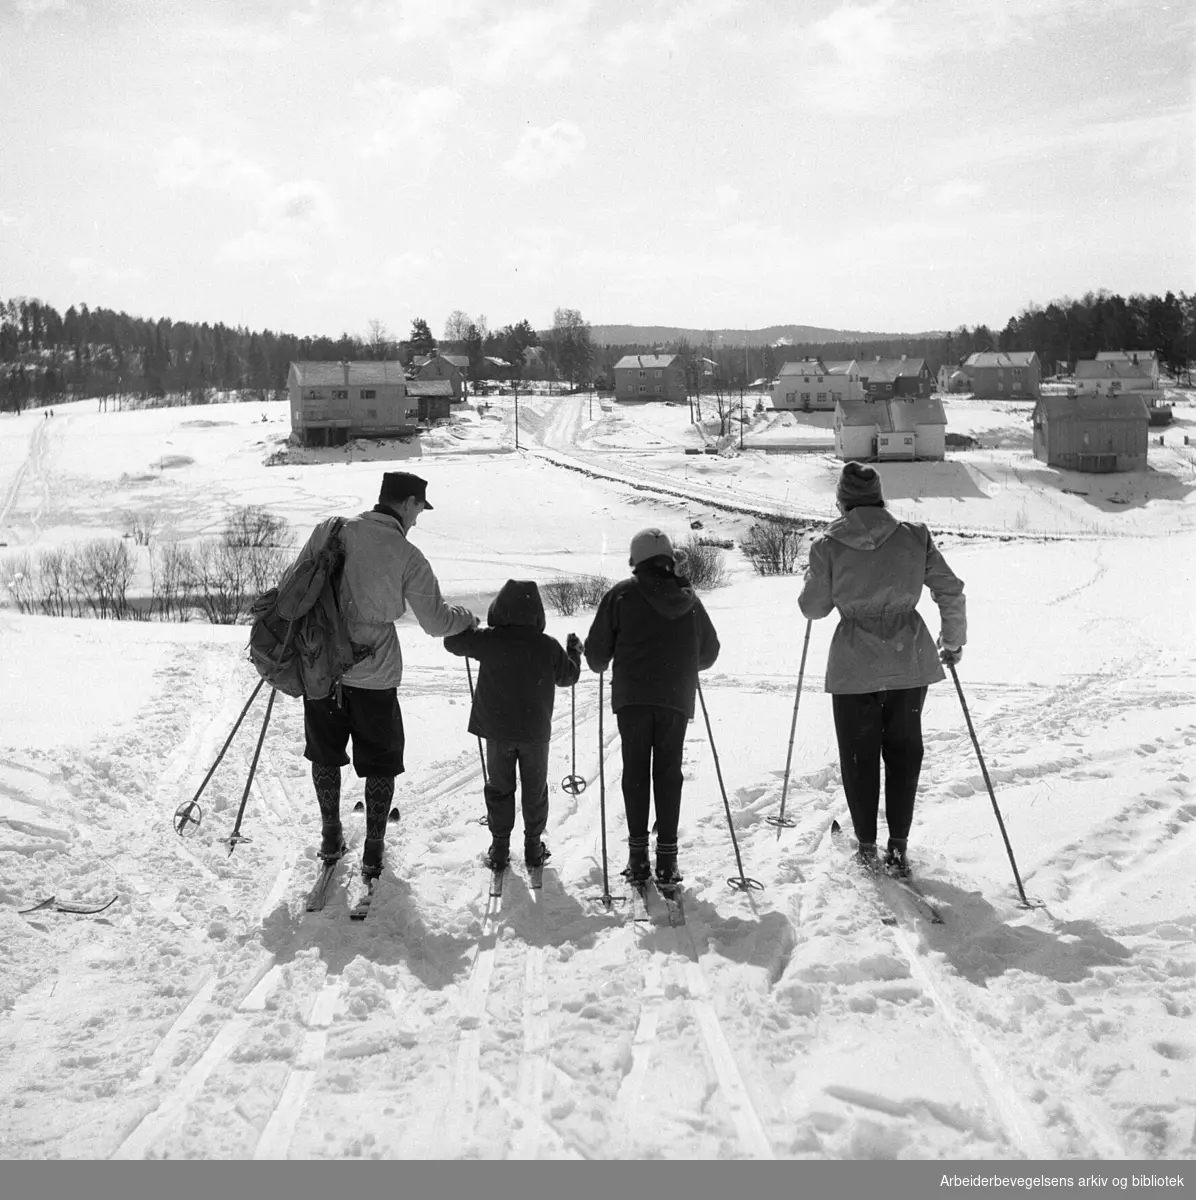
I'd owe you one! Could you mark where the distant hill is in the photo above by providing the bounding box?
[587,323,946,348]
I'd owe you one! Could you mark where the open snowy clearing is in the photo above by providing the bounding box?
[1,393,1194,1162]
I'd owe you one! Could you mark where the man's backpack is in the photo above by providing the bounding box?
[247,517,362,700]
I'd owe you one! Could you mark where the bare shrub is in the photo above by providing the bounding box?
[36,547,76,616]
[2,553,37,613]
[577,575,612,609]
[741,521,806,576]
[123,511,158,546]
[223,504,290,549]
[676,537,727,591]
[542,577,581,617]
[80,539,136,620]
[151,541,192,621]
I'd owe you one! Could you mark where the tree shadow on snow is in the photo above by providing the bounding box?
[905,879,1132,986]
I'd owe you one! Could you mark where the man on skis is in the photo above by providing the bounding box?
[303,472,476,884]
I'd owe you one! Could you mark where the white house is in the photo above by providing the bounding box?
[1094,349,1160,386]
[833,396,947,461]
[770,357,859,411]
[1073,357,1163,402]
[288,361,416,446]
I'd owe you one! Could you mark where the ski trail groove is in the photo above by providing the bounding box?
[252,973,345,1159]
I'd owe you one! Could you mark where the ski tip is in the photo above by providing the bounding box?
[830,819,841,833]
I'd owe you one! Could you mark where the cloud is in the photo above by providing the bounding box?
[931,179,987,206]
[353,83,462,159]
[155,136,271,194]
[601,0,744,65]
[502,122,585,182]
[218,180,339,265]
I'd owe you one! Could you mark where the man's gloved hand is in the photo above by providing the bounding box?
[566,632,583,657]
[938,641,962,666]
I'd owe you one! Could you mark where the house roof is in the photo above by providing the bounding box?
[1073,359,1155,381]
[836,397,946,429]
[484,356,510,367]
[413,354,468,370]
[1095,349,1157,363]
[962,351,1039,369]
[614,354,678,370]
[776,358,828,377]
[404,380,454,397]
[858,357,929,384]
[290,361,408,386]
[823,360,858,376]
[1036,394,1150,421]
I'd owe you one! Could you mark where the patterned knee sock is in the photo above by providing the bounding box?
[312,763,341,827]
[364,775,395,843]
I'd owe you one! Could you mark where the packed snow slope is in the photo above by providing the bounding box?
[1,392,1194,1161]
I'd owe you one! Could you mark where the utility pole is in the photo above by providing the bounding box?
[514,382,519,450]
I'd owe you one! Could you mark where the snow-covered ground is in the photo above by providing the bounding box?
[1,391,1195,1161]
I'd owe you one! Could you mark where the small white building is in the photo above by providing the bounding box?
[288,361,416,446]
[833,397,947,461]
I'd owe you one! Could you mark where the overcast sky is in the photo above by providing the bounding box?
[1,0,1192,340]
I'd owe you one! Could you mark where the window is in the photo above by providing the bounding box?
[803,376,810,383]
[361,389,376,399]
[800,392,811,403]
[1012,369,1022,378]
[817,392,826,404]
[655,384,662,393]
[332,389,348,400]
[785,392,796,405]
[639,385,647,393]
[367,408,377,418]
[638,370,646,379]
[655,370,662,378]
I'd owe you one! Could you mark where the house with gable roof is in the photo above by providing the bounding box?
[613,354,687,402]
[857,356,935,400]
[1032,393,1149,472]
[834,395,947,461]
[288,360,416,446]
[411,351,468,399]
[960,350,1041,399]
[770,357,865,411]
[1074,354,1160,397]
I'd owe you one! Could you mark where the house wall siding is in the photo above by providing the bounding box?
[614,367,687,402]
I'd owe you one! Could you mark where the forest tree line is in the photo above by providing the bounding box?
[1,289,1191,412]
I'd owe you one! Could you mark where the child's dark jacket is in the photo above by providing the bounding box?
[444,580,580,743]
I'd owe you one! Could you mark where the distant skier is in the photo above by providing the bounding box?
[303,471,477,883]
[799,461,966,878]
[584,529,720,887]
[443,580,582,871]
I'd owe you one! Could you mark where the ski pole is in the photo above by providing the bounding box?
[588,672,621,910]
[561,684,586,794]
[173,678,266,837]
[768,617,812,833]
[948,663,1039,909]
[697,679,762,893]
[223,686,277,856]
[465,658,490,826]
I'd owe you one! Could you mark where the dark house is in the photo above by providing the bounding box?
[1032,393,1149,473]
[858,356,934,400]
[405,379,454,423]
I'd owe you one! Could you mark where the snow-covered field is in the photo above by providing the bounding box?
[1,391,1195,1163]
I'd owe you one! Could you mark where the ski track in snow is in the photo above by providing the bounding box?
[2,396,1196,1160]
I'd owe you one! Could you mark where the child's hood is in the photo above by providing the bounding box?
[487,579,546,632]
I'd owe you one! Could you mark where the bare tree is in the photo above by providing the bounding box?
[443,310,472,342]
[366,318,392,360]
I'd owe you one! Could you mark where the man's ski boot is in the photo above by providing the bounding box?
[621,836,651,884]
[524,839,551,869]
[854,840,881,876]
[361,836,385,881]
[318,821,347,862]
[883,838,911,879]
[484,838,510,871]
[654,842,683,889]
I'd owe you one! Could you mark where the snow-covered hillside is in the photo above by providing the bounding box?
[1,393,1194,1161]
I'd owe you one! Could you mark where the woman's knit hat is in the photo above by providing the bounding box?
[836,461,884,510]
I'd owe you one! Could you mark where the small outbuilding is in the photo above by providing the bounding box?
[1032,393,1149,472]
[833,396,947,461]
[404,379,454,423]
[288,361,415,446]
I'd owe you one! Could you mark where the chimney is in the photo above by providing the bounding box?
[341,359,350,387]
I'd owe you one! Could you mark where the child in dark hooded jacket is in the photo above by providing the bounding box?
[444,579,581,870]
